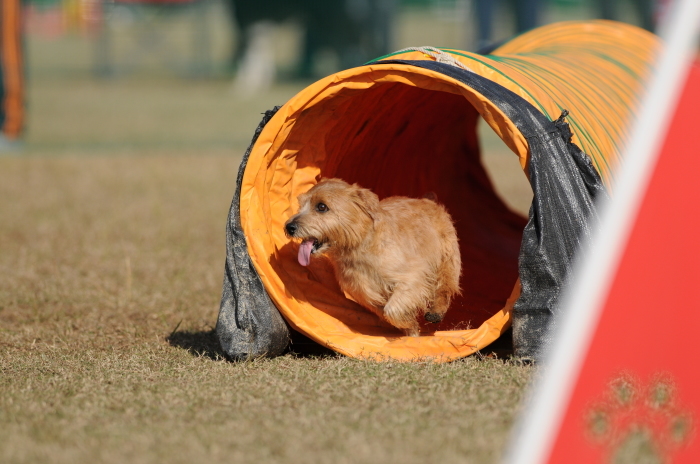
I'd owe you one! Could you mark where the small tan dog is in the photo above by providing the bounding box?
[284,178,461,336]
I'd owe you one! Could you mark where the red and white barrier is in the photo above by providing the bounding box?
[505,0,700,462]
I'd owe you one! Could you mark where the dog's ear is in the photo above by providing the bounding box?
[352,185,379,220]
[297,190,310,206]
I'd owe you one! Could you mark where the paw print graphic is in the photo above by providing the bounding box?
[586,373,694,463]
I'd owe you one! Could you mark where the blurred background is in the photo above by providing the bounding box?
[0,3,693,461]
[7,0,669,155]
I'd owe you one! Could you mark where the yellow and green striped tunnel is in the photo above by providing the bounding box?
[226,20,658,361]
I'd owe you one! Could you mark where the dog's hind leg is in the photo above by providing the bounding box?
[424,285,453,324]
[425,250,461,324]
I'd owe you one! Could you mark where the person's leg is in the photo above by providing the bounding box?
[514,0,541,33]
[475,0,496,51]
[595,0,618,21]
[632,0,656,31]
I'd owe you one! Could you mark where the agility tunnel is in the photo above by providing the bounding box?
[217,20,658,361]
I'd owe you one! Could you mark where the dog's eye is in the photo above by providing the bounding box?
[316,202,329,212]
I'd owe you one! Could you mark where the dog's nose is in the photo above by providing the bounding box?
[285,221,297,236]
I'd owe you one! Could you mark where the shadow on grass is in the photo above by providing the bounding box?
[475,327,515,360]
[166,326,514,362]
[287,330,338,358]
[166,329,226,360]
[166,327,337,361]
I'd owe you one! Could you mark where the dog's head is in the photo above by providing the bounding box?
[284,178,378,266]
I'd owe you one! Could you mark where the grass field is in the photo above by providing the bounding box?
[1,26,536,461]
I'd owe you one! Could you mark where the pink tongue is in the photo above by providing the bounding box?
[298,240,315,266]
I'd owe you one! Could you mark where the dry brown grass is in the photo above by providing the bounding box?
[0,154,232,347]
[1,64,534,463]
[0,153,532,464]
[2,345,531,464]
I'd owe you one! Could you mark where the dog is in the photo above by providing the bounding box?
[284,178,461,337]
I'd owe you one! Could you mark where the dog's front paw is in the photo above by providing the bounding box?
[424,312,443,323]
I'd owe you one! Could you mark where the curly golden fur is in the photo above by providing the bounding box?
[284,178,461,336]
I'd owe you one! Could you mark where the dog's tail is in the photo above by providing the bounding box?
[422,191,438,202]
